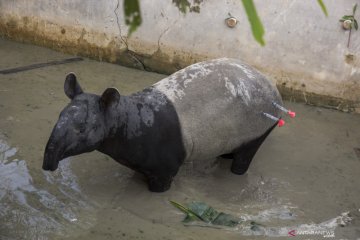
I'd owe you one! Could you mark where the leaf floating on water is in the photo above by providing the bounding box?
[170,200,202,222]
[250,221,266,231]
[212,212,240,227]
[170,201,241,228]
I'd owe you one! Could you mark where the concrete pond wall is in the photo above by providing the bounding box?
[0,0,359,112]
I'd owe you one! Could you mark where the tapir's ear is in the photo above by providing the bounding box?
[100,88,120,109]
[64,73,83,99]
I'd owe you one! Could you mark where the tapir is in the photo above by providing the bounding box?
[42,58,283,192]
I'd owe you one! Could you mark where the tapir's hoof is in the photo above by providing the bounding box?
[148,176,172,192]
[230,165,249,175]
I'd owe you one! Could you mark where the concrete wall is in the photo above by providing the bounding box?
[0,0,359,112]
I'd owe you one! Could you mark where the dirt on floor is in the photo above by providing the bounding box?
[0,38,360,240]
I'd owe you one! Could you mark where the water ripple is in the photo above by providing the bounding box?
[0,137,95,240]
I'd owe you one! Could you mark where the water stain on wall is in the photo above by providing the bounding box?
[0,14,359,112]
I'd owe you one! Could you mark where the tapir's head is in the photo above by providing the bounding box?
[42,73,120,171]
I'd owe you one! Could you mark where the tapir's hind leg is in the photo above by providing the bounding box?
[220,153,234,159]
[231,123,277,175]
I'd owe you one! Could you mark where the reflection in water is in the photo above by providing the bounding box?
[0,137,94,240]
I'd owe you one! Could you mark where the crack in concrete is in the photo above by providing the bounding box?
[128,51,146,71]
[114,0,128,48]
[273,0,297,24]
[157,27,168,52]
[114,0,146,70]
[157,21,176,52]
[156,12,180,52]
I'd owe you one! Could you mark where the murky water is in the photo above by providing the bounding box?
[0,137,95,239]
[0,38,360,239]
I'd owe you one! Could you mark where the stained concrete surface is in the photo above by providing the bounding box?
[1,0,360,111]
[0,38,360,240]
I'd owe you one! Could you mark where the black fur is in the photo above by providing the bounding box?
[97,87,186,192]
[230,122,277,175]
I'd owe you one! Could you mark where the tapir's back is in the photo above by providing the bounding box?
[153,58,282,162]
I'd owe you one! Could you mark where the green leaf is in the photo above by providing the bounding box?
[250,221,266,231]
[169,201,203,221]
[241,0,265,46]
[341,15,354,21]
[354,19,358,30]
[172,0,191,14]
[123,0,142,36]
[353,3,357,15]
[317,0,328,16]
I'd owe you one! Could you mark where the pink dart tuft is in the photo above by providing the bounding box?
[288,111,296,118]
[278,119,285,127]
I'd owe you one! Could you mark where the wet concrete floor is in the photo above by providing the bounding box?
[0,38,360,240]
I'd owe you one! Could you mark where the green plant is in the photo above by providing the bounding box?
[317,0,328,17]
[241,0,265,46]
[123,0,328,46]
[123,0,142,36]
[339,4,358,48]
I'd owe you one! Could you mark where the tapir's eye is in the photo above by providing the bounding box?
[79,124,86,133]
[74,122,86,134]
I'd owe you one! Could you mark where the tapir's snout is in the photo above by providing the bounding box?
[42,154,59,171]
[42,135,64,171]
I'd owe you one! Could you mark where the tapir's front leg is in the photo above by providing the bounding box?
[144,156,182,192]
[146,174,174,192]
[142,147,184,192]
